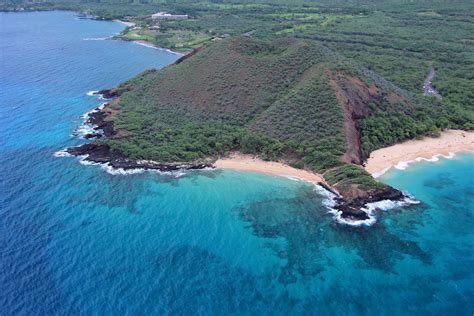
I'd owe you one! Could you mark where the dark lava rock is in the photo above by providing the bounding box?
[96,89,119,99]
[66,143,212,171]
[83,133,101,139]
[335,186,405,221]
[88,110,115,137]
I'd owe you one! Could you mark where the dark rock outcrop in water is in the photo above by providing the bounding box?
[317,181,405,221]
[87,107,115,137]
[335,187,405,221]
[67,143,212,171]
[96,89,119,99]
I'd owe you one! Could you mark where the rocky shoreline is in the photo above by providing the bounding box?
[67,90,212,171]
[67,143,212,171]
[316,182,406,221]
[66,89,408,224]
[335,187,405,221]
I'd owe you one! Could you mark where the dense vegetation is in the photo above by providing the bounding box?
[103,38,349,164]
[4,0,472,199]
[96,36,464,198]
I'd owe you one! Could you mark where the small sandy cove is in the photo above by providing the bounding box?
[365,129,474,176]
[214,153,326,185]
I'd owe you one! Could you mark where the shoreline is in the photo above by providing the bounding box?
[112,19,136,28]
[111,19,185,56]
[131,40,184,56]
[214,153,412,227]
[214,153,327,186]
[63,95,407,226]
[364,129,474,177]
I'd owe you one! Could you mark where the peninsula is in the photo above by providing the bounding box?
[66,36,472,222]
[7,0,468,222]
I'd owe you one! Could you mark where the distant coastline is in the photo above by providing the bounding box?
[77,16,183,55]
[131,40,184,56]
[364,129,474,177]
[111,19,187,55]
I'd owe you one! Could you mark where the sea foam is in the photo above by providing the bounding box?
[83,37,111,41]
[53,149,72,157]
[372,167,392,179]
[79,156,145,175]
[133,41,184,56]
[373,152,457,178]
[86,90,99,96]
[395,152,456,171]
[72,102,107,138]
[77,155,188,177]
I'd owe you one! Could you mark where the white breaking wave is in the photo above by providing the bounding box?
[372,167,392,178]
[79,156,145,175]
[83,37,111,41]
[283,176,302,182]
[86,90,99,96]
[53,149,72,157]
[74,124,96,137]
[132,41,184,56]
[73,102,107,138]
[133,41,157,49]
[394,152,456,171]
[313,184,339,207]
[354,196,420,226]
[86,90,108,101]
[78,155,189,177]
[372,152,458,177]
[56,150,189,177]
[394,161,410,170]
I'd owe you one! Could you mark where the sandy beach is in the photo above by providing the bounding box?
[216,130,474,183]
[113,19,136,27]
[364,129,474,176]
[215,153,326,185]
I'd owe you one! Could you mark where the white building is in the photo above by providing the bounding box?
[151,12,188,20]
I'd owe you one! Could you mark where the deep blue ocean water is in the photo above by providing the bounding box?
[1,11,473,315]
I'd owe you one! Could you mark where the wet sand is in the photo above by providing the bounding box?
[215,153,326,185]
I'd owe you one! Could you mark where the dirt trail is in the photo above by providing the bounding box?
[423,66,442,99]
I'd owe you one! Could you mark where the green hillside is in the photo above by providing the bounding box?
[6,0,472,205]
[92,36,463,200]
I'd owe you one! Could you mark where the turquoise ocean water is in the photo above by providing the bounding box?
[1,11,473,314]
